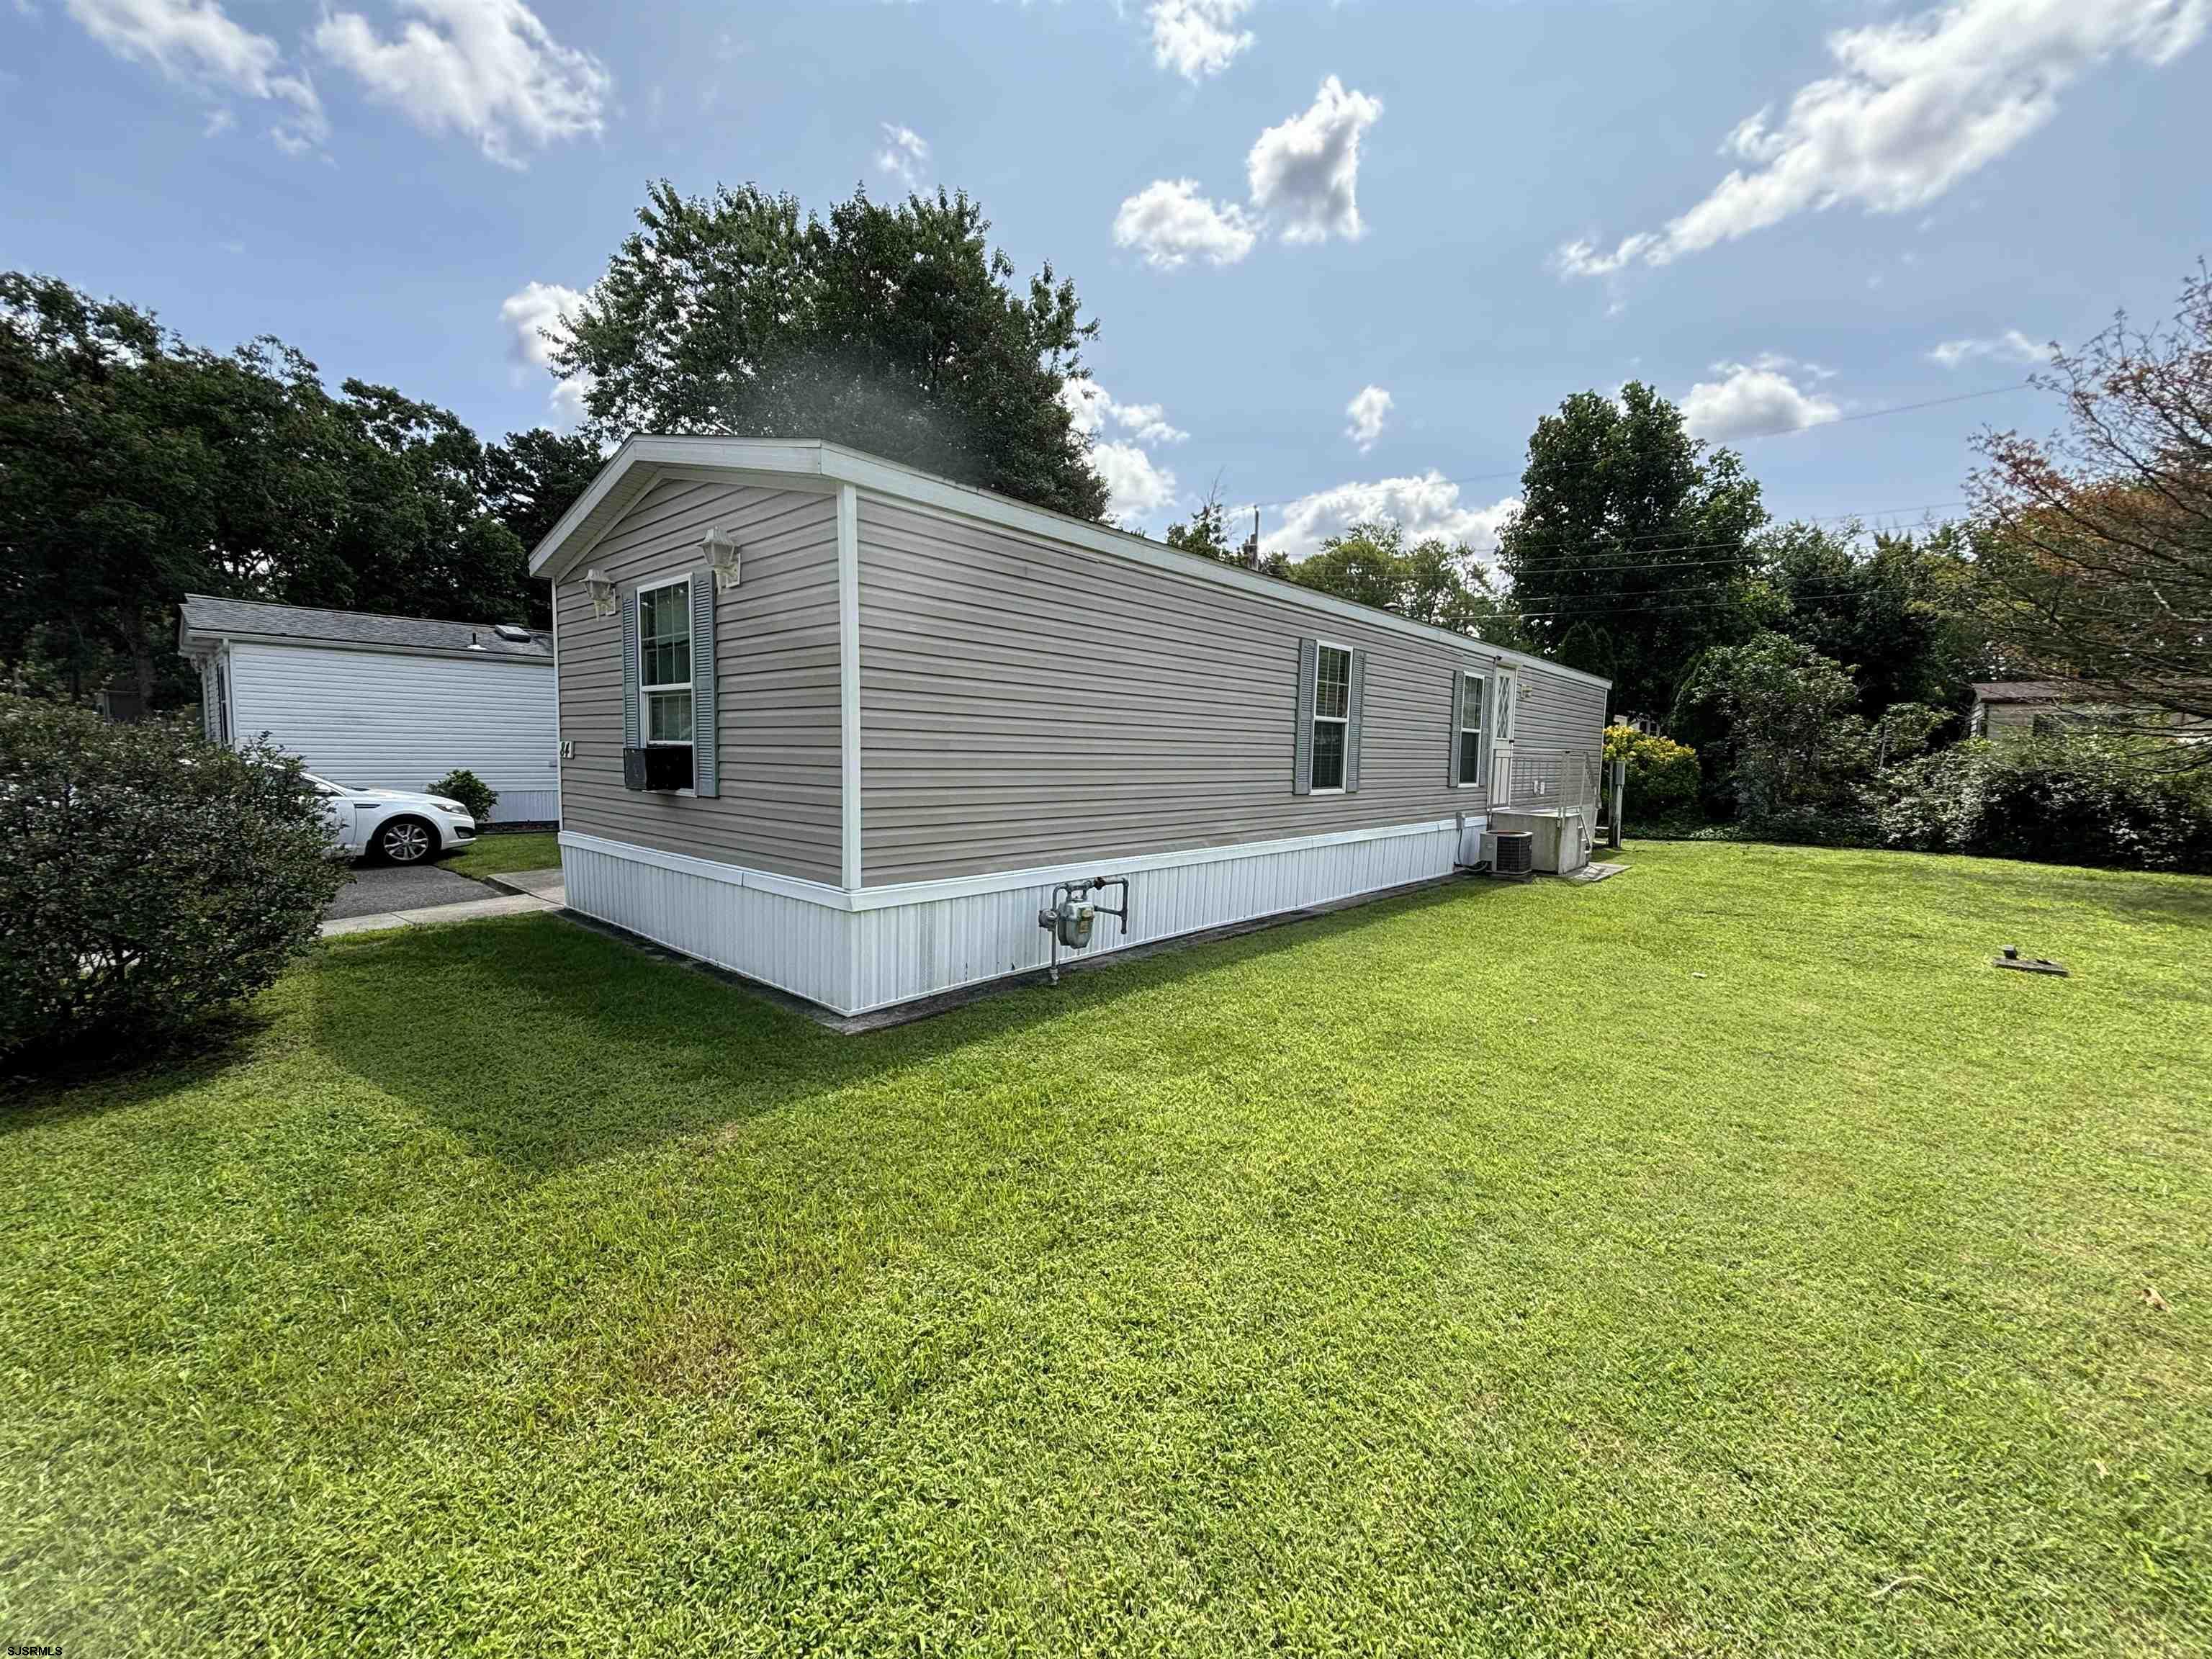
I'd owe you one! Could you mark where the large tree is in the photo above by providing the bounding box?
[1274,520,1527,643]
[1758,520,1985,719]
[554,181,1110,520]
[1969,264,2212,742]
[1496,382,1767,717]
[485,427,606,563]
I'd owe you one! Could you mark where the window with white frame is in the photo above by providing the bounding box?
[1311,644,1352,791]
[639,577,694,751]
[1457,672,1485,786]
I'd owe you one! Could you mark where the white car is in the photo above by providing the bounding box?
[305,773,478,865]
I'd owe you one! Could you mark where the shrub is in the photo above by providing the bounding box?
[428,768,497,825]
[1603,726,1702,821]
[1874,736,2212,873]
[0,695,345,1067]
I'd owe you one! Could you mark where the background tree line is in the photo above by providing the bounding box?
[0,272,606,706]
[5,171,2202,867]
[1,183,1110,709]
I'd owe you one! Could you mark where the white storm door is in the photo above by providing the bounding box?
[1488,667,1520,800]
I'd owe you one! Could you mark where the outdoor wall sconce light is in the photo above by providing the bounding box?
[703,524,742,593]
[584,568,616,618]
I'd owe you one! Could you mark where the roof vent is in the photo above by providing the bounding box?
[493,624,533,642]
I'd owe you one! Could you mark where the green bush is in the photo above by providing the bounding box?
[1874,737,2212,873]
[428,768,497,825]
[1603,726,1703,821]
[0,695,345,1067]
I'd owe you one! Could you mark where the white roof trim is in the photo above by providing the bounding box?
[179,629,552,667]
[528,436,1614,692]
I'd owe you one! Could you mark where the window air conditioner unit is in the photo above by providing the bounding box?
[623,747,692,793]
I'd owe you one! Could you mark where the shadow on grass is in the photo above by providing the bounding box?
[1,1007,275,1131]
[2019,869,2212,930]
[307,878,1495,1178]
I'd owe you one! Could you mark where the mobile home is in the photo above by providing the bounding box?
[177,595,558,822]
[530,438,1611,1017]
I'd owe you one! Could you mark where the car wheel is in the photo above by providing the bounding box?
[376,815,438,866]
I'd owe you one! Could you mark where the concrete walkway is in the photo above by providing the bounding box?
[481,867,565,903]
[320,889,559,938]
[319,867,567,938]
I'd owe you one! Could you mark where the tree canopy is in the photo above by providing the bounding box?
[0,272,564,705]
[554,181,1110,521]
[1969,263,2212,739]
[1270,521,1528,644]
[1755,520,1984,719]
[1496,382,1766,717]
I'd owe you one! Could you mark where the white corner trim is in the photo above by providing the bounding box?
[550,578,562,827]
[837,482,862,890]
[559,817,1472,916]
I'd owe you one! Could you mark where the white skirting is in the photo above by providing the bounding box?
[488,789,559,823]
[559,817,1478,1017]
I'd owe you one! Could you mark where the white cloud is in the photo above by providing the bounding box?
[313,0,609,168]
[1063,379,1189,446]
[874,122,928,186]
[1093,441,1179,526]
[500,279,590,423]
[1246,74,1383,243]
[1558,0,2207,276]
[65,0,326,152]
[1115,75,1383,271]
[1680,357,1841,442]
[1112,178,1257,269]
[1262,472,1521,564]
[1148,0,1254,82]
[1066,379,1187,524]
[1344,385,1392,451]
[1928,328,2046,368]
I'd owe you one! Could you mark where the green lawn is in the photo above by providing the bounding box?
[442,829,559,879]
[2,842,2207,1656]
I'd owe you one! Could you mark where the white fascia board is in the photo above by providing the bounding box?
[528,435,1611,693]
[526,436,835,580]
[560,816,1470,914]
[217,635,552,667]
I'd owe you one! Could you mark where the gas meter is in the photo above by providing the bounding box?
[1047,895,1096,949]
[1037,875,1130,984]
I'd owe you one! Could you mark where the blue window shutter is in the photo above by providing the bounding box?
[690,568,718,797]
[1292,636,1317,795]
[620,586,640,752]
[1344,648,1367,793]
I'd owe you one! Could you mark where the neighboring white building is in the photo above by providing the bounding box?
[177,595,558,823]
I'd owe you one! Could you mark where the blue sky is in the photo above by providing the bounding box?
[4,0,2208,559]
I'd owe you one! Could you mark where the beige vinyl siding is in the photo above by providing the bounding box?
[855,492,1594,886]
[1514,663,1610,752]
[556,477,842,884]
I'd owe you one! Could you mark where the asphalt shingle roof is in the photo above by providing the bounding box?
[178,595,550,660]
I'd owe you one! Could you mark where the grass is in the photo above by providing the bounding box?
[1,842,2207,1657]
[442,830,559,879]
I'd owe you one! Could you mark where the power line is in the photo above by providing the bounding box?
[1236,382,2033,513]
[1511,580,1879,618]
[1489,503,1972,575]
[1753,381,2032,432]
